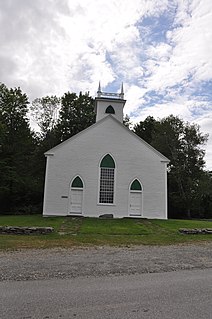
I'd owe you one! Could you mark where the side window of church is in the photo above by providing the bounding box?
[99,154,115,204]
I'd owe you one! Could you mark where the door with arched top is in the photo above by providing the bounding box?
[129,179,142,216]
[70,176,83,214]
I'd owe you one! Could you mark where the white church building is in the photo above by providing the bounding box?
[43,84,169,219]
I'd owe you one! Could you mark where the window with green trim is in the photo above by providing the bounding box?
[100,154,115,168]
[105,105,115,114]
[130,179,142,191]
[99,154,115,204]
[71,176,83,188]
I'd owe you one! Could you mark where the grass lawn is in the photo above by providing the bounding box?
[0,215,211,250]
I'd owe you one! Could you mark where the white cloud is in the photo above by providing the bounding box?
[0,0,211,169]
[129,99,191,123]
[57,0,170,92]
[146,43,173,61]
[146,0,212,93]
[124,85,147,114]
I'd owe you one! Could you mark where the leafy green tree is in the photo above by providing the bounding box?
[55,91,95,142]
[133,115,208,218]
[30,96,60,137]
[133,116,156,144]
[123,114,132,128]
[29,96,62,209]
[194,170,212,218]
[0,83,37,213]
[30,95,61,156]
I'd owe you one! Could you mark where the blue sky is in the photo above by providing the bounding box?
[0,0,211,169]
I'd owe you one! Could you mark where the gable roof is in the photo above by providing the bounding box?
[45,115,170,162]
[45,115,110,155]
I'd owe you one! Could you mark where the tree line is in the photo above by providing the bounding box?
[0,82,211,218]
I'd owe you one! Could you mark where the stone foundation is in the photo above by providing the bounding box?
[179,228,212,235]
[0,226,54,235]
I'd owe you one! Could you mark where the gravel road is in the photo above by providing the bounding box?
[0,243,211,281]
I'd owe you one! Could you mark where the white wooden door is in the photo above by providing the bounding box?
[70,189,83,214]
[129,192,141,216]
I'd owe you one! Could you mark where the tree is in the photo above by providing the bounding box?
[30,96,60,137]
[194,170,212,218]
[123,114,132,128]
[55,91,95,142]
[30,95,61,153]
[29,96,62,209]
[133,116,156,144]
[133,115,208,218]
[0,83,36,213]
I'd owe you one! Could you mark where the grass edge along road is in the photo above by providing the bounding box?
[0,215,211,250]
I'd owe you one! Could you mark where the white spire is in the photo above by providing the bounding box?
[97,81,101,97]
[120,82,124,99]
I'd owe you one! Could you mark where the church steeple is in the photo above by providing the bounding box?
[97,81,102,97]
[120,82,124,99]
[95,83,126,123]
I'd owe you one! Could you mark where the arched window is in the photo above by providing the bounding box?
[130,179,142,191]
[99,154,115,204]
[105,105,115,114]
[71,176,83,188]
[100,154,115,168]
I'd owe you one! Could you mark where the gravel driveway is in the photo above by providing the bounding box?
[0,243,211,281]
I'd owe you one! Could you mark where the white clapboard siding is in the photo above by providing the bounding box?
[43,115,169,219]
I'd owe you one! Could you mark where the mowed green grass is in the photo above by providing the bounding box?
[0,215,211,250]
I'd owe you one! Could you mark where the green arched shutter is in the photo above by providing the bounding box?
[130,179,142,191]
[71,176,83,188]
[100,154,115,168]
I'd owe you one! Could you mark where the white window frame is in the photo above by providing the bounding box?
[98,154,116,206]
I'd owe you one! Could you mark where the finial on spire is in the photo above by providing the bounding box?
[97,81,101,97]
[120,82,124,99]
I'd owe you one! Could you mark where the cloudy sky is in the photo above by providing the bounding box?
[0,0,212,169]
